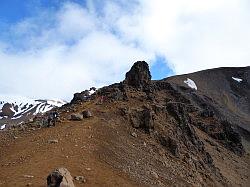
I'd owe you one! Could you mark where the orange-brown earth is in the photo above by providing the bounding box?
[0,100,142,187]
[1,98,249,187]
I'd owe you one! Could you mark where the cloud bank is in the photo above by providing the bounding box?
[0,0,249,100]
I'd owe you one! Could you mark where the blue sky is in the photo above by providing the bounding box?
[0,0,87,22]
[0,0,64,23]
[0,0,249,100]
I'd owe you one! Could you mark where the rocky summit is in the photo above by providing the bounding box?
[124,61,152,89]
[0,61,249,187]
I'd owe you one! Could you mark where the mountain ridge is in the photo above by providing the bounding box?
[0,61,249,187]
[0,95,66,129]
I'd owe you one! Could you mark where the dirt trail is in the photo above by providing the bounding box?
[0,115,142,187]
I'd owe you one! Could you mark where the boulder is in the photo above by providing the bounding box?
[159,136,180,158]
[71,90,90,103]
[124,61,151,89]
[82,110,92,118]
[70,114,83,121]
[47,167,75,187]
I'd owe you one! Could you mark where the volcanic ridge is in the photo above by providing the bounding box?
[0,61,249,187]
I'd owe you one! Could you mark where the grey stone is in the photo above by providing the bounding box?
[70,113,83,121]
[151,171,159,179]
[82,110,92,118]
[47,167,75,187]
[74,176,86,183]
[131,132,138,138]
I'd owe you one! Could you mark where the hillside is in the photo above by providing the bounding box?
[166,66,250,153]
[0,61,249,187]
[166,66,250,132]
[0,95,66,129]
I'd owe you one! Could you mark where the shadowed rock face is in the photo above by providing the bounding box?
[1,103,15,118]
[166,66,250,132]
[124,61,151,89]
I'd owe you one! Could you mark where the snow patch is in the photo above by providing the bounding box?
[232,77,242,83]
[47,99,66,107]
[10,106,16,113]
[11,115,23,120]
[0,124,6,130]
[184,78,198,90]
[89,90,95,95]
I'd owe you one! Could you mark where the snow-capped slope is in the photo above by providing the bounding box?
[0,94,67,120]
[184,78,198,90]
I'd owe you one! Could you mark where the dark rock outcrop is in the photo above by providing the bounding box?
[97,83,127,101]
[220,121,245,156]
[166,102,204,151]
[159,135,180,157]
[194,118,245,156]
[71,90,90,103]
[1,103,15,118]
[124,61,151,89]
[129,108,155,132]
[199,108,215,118]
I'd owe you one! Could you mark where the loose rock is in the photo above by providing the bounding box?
[74,176,86,183]
[70,113,83,121]
[82,110,92,118]
[48,139,59,144]
[151,171,159,179]
[23,175,34,178]
[131,132,138,138]
[47,167,75,187]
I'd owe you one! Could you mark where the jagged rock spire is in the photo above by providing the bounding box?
[124,61,151,89]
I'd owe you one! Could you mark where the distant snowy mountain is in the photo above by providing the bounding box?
[0,95,66,121]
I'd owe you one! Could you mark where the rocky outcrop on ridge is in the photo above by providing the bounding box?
[0,61,249,187]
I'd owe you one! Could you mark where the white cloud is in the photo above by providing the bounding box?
[113,0,250,73]
[0,0,249,100]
